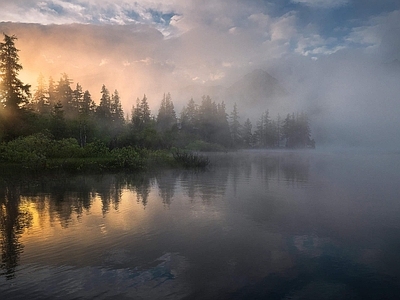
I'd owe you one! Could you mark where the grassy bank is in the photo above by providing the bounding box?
[0,134,210,173]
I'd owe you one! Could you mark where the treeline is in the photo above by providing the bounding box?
[0,34,315,153]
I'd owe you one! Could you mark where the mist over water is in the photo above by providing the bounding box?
[1,2,400,299]
[1,151,400,299]
[1,16,399,150]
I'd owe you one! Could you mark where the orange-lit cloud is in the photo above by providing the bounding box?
[1,0,400,147]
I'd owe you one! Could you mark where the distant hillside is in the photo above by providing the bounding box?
[227,69,287,104]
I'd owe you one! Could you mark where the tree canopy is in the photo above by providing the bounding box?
[0,33,315,150]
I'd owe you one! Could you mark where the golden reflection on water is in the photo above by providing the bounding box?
[3,152,400,298]
[19,189,155,250]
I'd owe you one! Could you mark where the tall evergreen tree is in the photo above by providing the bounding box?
[96,84,112,122]
[180,98,198,137]
[131,97,142,129]
[111,89,124,126]
[56,73,74,117]
[242,118,253,148]
[140,94,151,126]
[32,73,49,114]
[80,90,95,116]
[50,100,66,139]
[157,92,177,132]
[198,95,218,143]
[0,34,30,112]
[216,101,231,147]
[230,102,241,147]
[48,76,56,109]
[254,113,266,147]
[72,83,84,116]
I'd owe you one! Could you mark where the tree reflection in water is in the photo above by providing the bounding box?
[0,183,32,280]
[0,152,309,282]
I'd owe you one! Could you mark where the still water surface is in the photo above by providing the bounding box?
[1,150,400,299]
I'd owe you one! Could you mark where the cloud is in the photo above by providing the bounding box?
[346,10,400,59]
[1,1,400,148]
[291,0,349,9]
[0,0,179,31]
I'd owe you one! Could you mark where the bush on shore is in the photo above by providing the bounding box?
[0,134,210,172]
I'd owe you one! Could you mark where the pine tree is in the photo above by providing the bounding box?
[48,76,56,108]
[51,100,66,139]
[216,101,231,147]
[198,95,218,143]
[0,34,30,112]
[96,84,112,122]
[140,94,151,126]
[32,73,49,114]
[242,118,253,148]
[230,102,241,147]
[254,113,265,147]
[131,94,151,131]
[180,98,198,137]
[131,97,142,129]
[157,92,177,132]
[72,83,84,116]
[56,73,74,118]
[81,90,95,116]
[111,90,124,125]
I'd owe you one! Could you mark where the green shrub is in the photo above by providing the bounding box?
[0,133,50,167]
[83,140,109,157]
[47,138,84,158]
[109,147,145,170]
[172,150,210,168]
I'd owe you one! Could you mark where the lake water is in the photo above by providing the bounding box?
[1,150,400,299]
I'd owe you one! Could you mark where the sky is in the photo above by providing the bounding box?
[0,0,400,148]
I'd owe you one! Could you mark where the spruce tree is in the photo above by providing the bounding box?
[242,118,253,148]
[157,92,177,132]
[56,73,73,117]
[230,102,241,147]
[111,89,124,126]
[0,34,30,112]
[32,73,49,114]
[96,84,112,122]
[180,98,198,137]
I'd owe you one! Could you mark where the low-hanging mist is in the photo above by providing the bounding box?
[0,0,400,149]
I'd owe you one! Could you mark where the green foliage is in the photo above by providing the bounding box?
[109,147,144,170]
[0,133,50,168]
[0,33,316,162]
[157,92,177,132]
[0,34,31,112]
[82,139,109,157]
[172,150,210,168]
[48,138,83,158]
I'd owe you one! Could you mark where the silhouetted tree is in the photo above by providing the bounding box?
[198,95,219,143]
[282,112,313,148]
[96,84,112,122]
[157,92,177,132]
[0,34,30,113]
[242,118,253,148]
[216,101,231,147]
[180,98,198,137]
[230,102,241,147]
[51,100,67,139]
[72,83,84,116]
[111,90,124,127]
[32,73,50,114]
[56,73,74,117]
[48,76,57,109]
